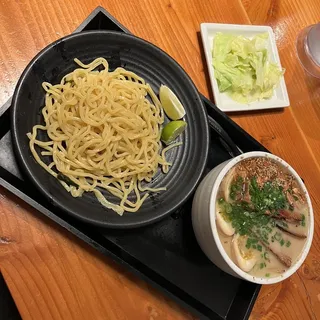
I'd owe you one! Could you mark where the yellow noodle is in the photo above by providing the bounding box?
[27,58,181,216]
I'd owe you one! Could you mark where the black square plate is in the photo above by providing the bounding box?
[0,7,268,320]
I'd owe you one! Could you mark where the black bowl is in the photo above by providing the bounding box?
[11,30,209,228]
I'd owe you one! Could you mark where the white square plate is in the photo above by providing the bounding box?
[200,23,290,112]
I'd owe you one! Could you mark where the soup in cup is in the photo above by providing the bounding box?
[192,152,313,284]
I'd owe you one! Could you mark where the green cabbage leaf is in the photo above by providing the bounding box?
[212,33,284,104]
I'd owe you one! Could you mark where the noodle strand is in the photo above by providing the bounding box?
[27,58,181,215]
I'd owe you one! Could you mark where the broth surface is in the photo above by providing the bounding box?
[216,157,309,278]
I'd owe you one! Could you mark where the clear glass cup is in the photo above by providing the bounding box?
[296,23,320,78]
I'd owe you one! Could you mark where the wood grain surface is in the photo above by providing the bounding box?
[0,0,319,319]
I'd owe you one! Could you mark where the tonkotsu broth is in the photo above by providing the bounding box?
[216,157,309,278]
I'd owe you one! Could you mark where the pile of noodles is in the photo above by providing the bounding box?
[27,58,181,215]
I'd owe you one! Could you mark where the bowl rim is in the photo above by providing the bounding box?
[10,30,210,228]
[208,151,314,284]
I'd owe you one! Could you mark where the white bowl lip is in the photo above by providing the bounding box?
[208,151,314,285]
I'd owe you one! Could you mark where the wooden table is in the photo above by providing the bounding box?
[0,1,319,319]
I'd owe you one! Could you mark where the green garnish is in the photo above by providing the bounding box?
[250,178,287,212]
[274,232,281,241]
[246,238,258,249]
[301,214,306,227]
[219,197,271,240]
[229,176,243,200]
[259,262,266,269]
[218,172,304,267]
[265,273,270,277]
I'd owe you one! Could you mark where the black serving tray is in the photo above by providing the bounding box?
[0,7,269,320]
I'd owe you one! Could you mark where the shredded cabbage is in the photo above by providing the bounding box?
[212,33,284,104]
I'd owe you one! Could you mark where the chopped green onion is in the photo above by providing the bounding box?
[301,214,306,227]
[274,232,281,241]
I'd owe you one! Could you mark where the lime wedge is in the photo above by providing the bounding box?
[161,120,187,145]
[159,85,186,120]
